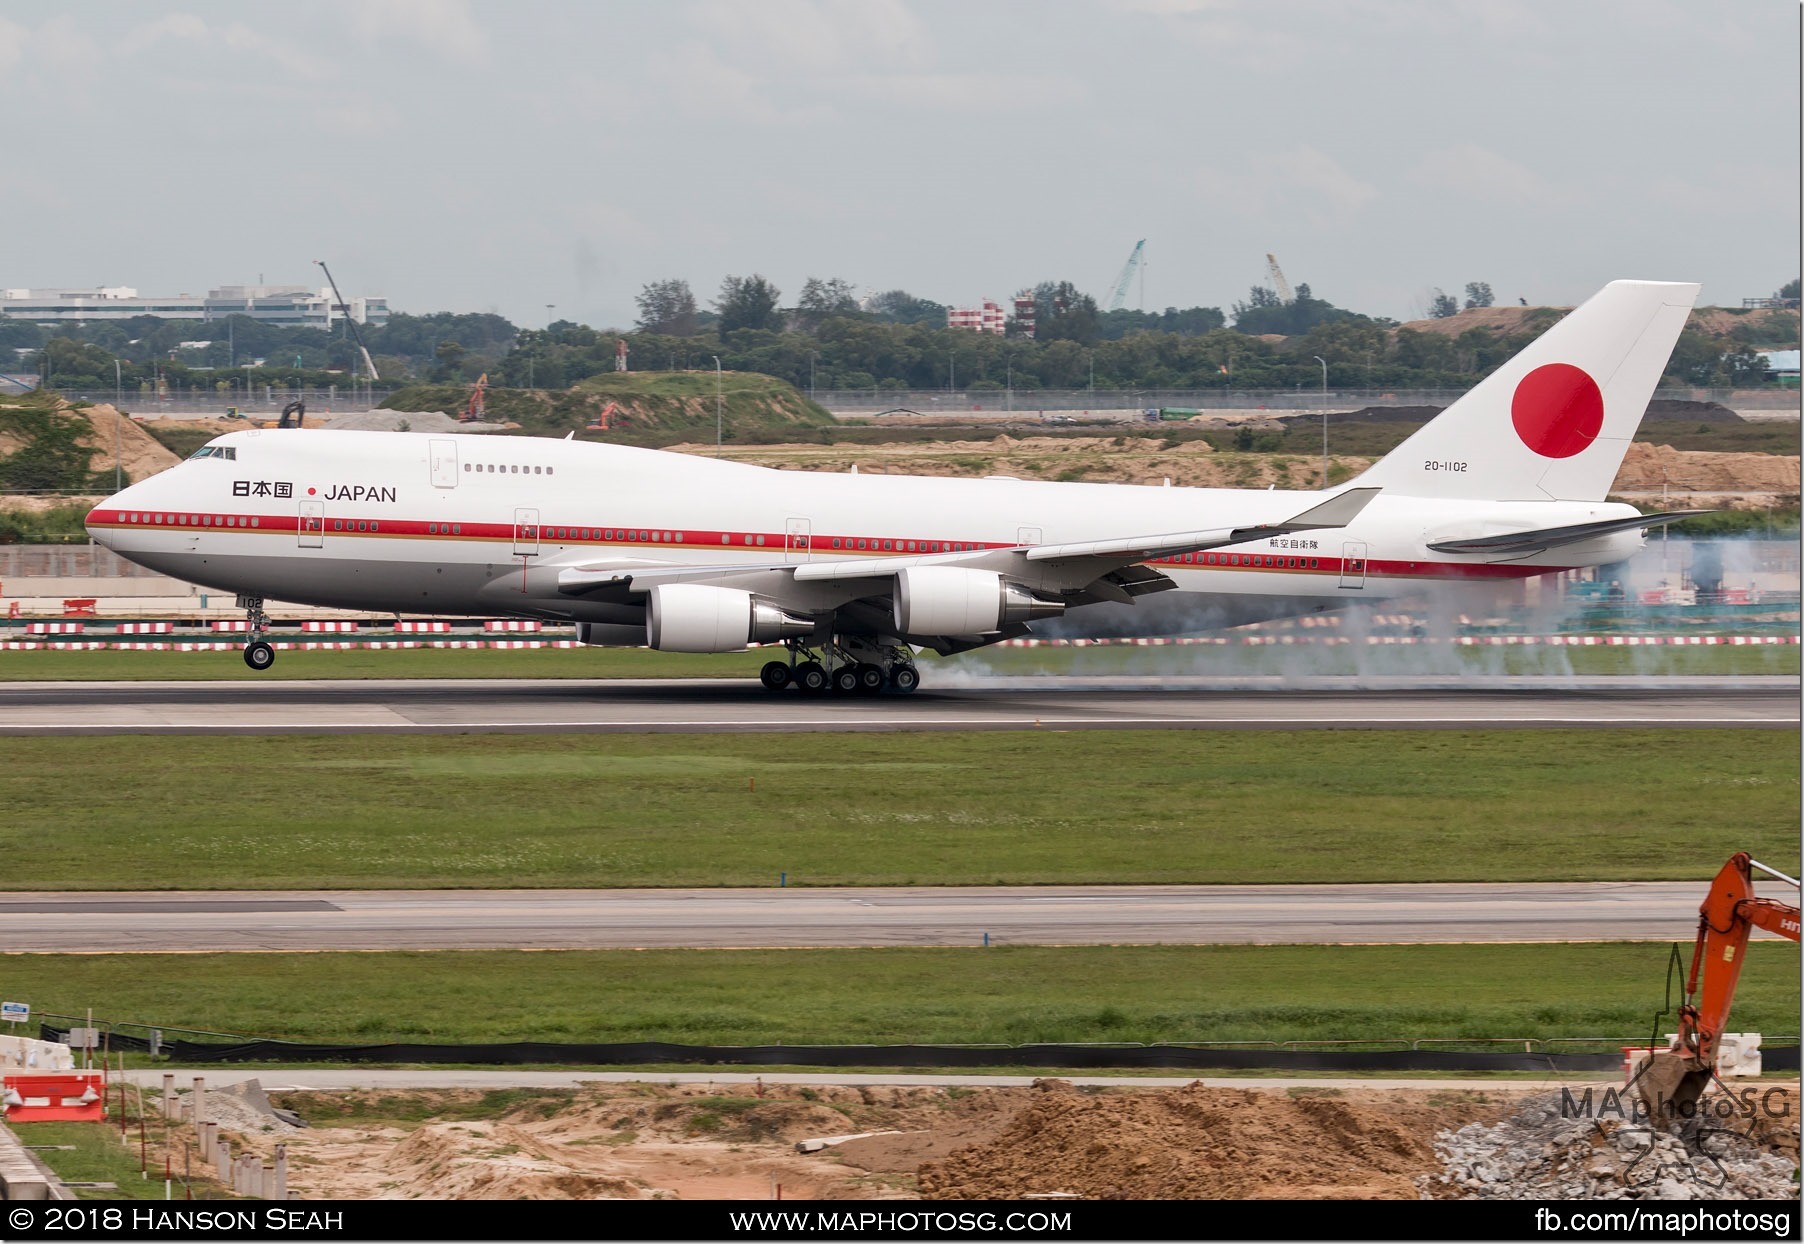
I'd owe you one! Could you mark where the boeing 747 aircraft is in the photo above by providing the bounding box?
[87,280,1702,695]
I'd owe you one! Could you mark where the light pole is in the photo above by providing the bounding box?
[713,355,722,449]
[948,352,955,393]
[1313,355,1328,487]
[1087,353,1094,399]
[1006,356,1012,412]
[546,304,555,329]
[113,358,121,408]
[808,351,816,400]
[112,369,121,491]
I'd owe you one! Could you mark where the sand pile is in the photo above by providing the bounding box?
[916,1080,1503,1201]
[1613,442,1799,499]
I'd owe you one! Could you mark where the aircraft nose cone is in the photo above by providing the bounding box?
[85,502,116,549]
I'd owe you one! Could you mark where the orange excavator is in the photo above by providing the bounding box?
[460,373,488,423]
[1636,852,1800,1123]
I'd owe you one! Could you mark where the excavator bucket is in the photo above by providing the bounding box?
[1633,1050,1711,1125]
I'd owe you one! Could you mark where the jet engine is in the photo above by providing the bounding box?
[892,566,1064,638]
[576,622,648,647]
[646,583,814,653]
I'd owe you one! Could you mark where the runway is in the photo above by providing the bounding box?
[0,675,1793,735]
[0,882,1757,951]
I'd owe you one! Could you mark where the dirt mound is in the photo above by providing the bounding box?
[1645,400,1744,423]
[1614,442,1800,497]
[0,399,182,485]
[916,1080,1507,1201]
[1398,307,1560,339]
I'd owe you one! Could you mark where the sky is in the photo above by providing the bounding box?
[2,0,1797,330]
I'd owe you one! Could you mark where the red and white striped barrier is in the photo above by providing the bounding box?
[483,620,543,632]
[25,622,84,634]
[301,621,360,633]
[395,621,453,633]
[486,640,545,648]
[116,622,174,634]
[110,642,172,650]
[211,620,251,632]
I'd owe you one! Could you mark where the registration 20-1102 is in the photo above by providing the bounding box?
[1423,460,1468,472]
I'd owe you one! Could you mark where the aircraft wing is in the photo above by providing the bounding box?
[555,488,1381,604]
[1425,509,1710,557]
[1023,488,1381,567]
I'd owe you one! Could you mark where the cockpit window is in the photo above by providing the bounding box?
[188,445,238,461]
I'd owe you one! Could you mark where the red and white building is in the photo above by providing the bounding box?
[946,300,1008,335]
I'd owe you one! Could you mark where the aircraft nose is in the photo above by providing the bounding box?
[86,481,144,549]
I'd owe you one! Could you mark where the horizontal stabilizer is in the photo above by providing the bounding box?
[1426,509,1711,556]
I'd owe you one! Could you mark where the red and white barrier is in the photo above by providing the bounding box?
[483,619,543,632]
[25,622,83,634]
[301,621,360,633]
[116,622,174,634]
[3,1072,104,1123]
[395,621,452,633]
[210,620,251,632]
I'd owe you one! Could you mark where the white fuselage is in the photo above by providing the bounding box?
[87,428,1645,632]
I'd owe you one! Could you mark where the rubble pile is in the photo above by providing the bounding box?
[1417,1092,1798,1201]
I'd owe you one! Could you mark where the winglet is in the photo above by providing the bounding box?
[1249,486,1381,537]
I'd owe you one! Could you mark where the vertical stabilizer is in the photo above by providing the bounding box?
[1353,280,1699,501]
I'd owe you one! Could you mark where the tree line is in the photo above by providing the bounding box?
[5,272,1790,399]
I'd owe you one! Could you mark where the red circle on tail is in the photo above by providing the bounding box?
[1511,363,1604,459]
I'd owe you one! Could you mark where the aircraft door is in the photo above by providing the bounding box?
[785,517,811,563]
[299,501,324,549]
[1017,526,1043,547]
[513,508,540,556]
[429,439,459,488]
[1339,540,1368,589]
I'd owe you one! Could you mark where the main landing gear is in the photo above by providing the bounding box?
[759,638,920,695]
[238,594,275,671]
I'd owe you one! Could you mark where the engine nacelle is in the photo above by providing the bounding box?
[576,621,648,647]
[892,566,1064,637]
[646,583,814,653]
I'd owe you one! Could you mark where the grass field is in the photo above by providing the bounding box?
[0,641,1795,681]
[9,944,1796,1048]
[0,731,1792,889]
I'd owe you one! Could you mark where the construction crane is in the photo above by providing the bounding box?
[1265,253,1295,304]
[314,260,380,382]
[1105,240,1146,312]
[1635,852,1800,1124]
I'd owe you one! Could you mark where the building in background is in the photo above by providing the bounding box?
[0,285,389,329]
[947,299,1007,335]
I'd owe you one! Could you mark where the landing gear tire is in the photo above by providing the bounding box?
[889,665,920,694]
[854,662,886,695]
[831,665,860,694]
[794,661,829,694]
[243,641,275,672]
[759,660,792,692]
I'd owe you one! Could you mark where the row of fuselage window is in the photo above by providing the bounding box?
[1158,552,1323,569]
[466,463,554,475]
[122,512,259,527]
[113,511,1326,569]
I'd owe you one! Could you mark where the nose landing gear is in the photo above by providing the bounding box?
[237,594,275,671]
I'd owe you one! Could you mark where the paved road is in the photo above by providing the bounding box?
[0,676,1793,735]
[0,882,1749,951]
